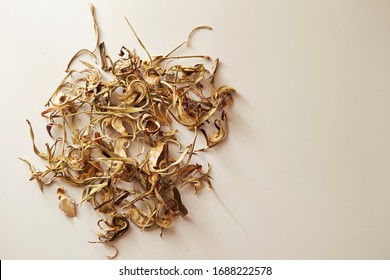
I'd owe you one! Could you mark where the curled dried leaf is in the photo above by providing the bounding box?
[91,214,129,243]
[187,25,213,47]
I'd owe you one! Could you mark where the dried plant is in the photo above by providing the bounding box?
[20,4,235,256]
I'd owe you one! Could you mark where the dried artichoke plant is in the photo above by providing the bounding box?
[20,4,235,254]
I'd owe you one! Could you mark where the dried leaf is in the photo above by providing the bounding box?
[187,25,213,47]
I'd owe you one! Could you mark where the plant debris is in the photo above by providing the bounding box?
[20,4,235,256]
[57,188,77,217]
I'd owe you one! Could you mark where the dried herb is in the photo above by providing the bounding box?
[21,4,235,257]
[57,188,76,217]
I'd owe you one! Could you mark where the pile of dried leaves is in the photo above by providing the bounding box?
[20,4,235,256]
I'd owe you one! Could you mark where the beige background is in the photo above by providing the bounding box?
[1,0,390,259]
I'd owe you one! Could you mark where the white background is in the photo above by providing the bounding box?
[3,260,390,280]
[1,0,390,259]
